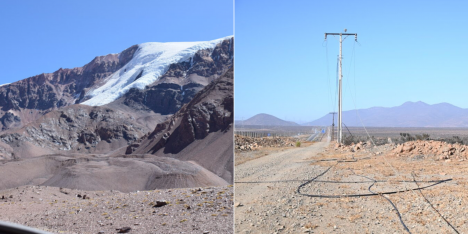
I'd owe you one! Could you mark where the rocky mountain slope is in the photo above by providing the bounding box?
[0,36,233,130]
[0,105,167,159]
[305,101,468,127]
[0,37,233,158]
[0,67,233,191]
[236,113,299,126]
[0,47,138,130]
[0,37,234,191]
[127,67,234,183]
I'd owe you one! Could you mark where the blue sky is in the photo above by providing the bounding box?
[0,0,232,85]
[235,0,468,123]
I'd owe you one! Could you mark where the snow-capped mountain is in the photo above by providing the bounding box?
[0,36,234,192]
[0,36,233,130]
[83,36,233,106]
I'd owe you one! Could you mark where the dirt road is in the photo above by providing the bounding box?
[235,142,330,233]
[235,142,466,234]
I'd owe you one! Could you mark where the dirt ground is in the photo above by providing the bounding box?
[234,140,468,233]
[0,185,233,234]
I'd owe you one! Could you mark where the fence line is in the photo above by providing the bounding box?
[234,131,308,138]
[235,127,327,139]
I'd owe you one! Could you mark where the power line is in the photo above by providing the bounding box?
[324,30,358,144]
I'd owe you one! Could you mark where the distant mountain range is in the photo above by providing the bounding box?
[235,113,300,126]
[239,101,468,128]
[305,101,468,127]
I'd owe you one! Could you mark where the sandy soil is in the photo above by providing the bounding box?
[234,142,314,166]
[0,154,228,193]
[234,140,468,233]
[0,185,233,234]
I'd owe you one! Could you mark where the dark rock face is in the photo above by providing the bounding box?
[0,45,138,130]
[127,67,233,155]
[162,68,233,154]
[0,112,21,130]
[0,106,148,157]
[158,37,234,81]
[125,67,234,183]
[189,37,234,78]
[123,83,204,115]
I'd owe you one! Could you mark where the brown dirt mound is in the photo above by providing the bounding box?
[0,155,227,192]
[391,140,468,160]
[333,139,468,161]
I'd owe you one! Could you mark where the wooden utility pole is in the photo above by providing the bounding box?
[324,30,357,144]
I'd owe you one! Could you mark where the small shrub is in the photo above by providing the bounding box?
[296,141,301,147]
[415,133,430,141]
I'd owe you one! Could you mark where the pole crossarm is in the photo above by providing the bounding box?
[325,33,357,36]
[324,33,357,41]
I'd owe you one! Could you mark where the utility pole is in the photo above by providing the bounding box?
[324,30,357,144]
[329,112,337,142]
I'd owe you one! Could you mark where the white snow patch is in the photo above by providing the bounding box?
[82,36,232,106]
[0,83,10,87]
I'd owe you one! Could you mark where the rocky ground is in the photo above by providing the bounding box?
[339,139,468,161]
[234,135,297,152]
[0,185,233,234]
[234,135,313,166]
[235,139,468,233]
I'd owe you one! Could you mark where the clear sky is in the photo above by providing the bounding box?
[235,0,468,123]
[0,0,233,85]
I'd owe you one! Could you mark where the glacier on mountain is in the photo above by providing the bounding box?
[82,36,232,106]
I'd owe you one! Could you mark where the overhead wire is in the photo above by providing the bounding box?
[324,38,458,233]
[324,39,333,113]
[312,37,458,233]
[345,40,419,210]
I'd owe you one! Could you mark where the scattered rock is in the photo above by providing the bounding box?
[235,202,243,207]
[235,135,298,152]
[153,201,168,208]
[391,140,468,160]
[116,227,132,233]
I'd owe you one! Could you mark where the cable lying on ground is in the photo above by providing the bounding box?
[295,161,454,234]
[411,173,460,234]
[296,164,451,199]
